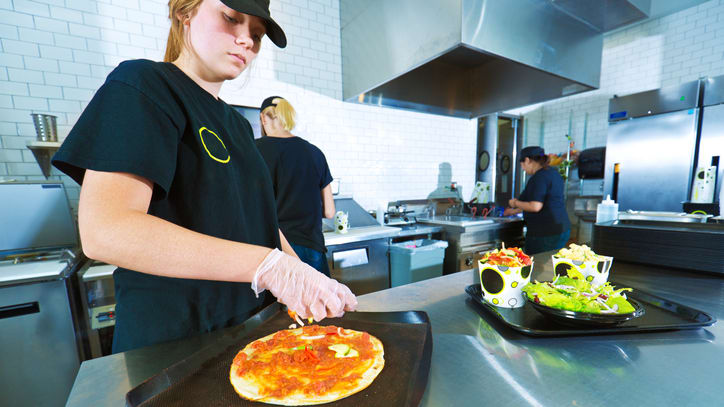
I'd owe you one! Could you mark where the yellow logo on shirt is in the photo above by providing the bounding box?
[198,126,230,164]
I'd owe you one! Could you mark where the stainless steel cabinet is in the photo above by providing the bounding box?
[0,278,80,406]
[326,238,390,295]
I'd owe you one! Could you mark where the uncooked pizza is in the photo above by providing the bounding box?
[229,324,384,405]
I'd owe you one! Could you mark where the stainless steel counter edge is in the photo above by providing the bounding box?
[392,225,443,238]
[323,225,401,246]
[417,216,524,233]
[0,260,70,286]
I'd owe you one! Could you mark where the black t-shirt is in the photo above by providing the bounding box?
[52,59,281,353]
[518,167,571,237]
[255,136,332,253]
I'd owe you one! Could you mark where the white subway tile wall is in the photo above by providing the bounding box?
[0,0,476,213]
[523,0,724,156]
[2,0,724,213]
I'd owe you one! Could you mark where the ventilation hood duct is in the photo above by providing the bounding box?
[341,0,650,118]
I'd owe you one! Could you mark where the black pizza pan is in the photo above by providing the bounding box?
[126,303,432,407]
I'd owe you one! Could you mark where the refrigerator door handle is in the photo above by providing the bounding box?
[0,302,40,320]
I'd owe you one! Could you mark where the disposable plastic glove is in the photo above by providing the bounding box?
[252,249,357,321]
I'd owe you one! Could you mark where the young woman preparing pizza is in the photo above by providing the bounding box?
[52,0,356,353]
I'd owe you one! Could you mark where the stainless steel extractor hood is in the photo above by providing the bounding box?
[341,0,650,118]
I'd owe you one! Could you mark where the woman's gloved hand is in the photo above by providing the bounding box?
[252,249,357,321]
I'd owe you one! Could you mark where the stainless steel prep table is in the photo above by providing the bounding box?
[393,224,444,239]
[65,253,723,406]
[417,216,525,275]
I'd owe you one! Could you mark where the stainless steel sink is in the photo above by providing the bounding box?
[416,215,495,227]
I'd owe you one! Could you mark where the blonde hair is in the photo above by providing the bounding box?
[262,98,296,131]
[164,0,203,63]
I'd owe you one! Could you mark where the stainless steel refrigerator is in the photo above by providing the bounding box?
[603,80,701,212]
[0,182,83,407]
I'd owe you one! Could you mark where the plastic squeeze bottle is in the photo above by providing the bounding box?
[596,195,619,224]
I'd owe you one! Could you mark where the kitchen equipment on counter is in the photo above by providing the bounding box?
[691,166,717,203]
[31,113,58,142]
[332,196,379,228]
[0,182,86,407]
[595,195,618,224]
[593,219,724,274]
[383,199,432,226]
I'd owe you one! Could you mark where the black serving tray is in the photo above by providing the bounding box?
[465,283,715,336]
[126,304,432,407]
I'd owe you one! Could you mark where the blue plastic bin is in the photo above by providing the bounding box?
[389,239,448,287]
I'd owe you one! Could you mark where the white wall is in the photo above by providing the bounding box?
[4,0,723,213]
[0,0,477,213]
[523,0,724,155]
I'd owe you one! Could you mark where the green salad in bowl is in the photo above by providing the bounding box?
[522,275,635,314]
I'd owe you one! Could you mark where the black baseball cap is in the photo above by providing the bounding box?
[520,146,545,161]
[260,95,283,111]
[220,0,287,48]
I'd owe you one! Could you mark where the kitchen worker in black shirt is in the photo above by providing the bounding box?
[255,96,335,277]
[504,146,571,255]
[51,0,356,353]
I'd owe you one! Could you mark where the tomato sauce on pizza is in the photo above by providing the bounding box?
[230,325,384,405]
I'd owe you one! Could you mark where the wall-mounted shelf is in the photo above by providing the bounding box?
[26,141,61,178]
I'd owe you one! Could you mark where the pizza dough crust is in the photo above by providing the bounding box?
[229,327,385,406]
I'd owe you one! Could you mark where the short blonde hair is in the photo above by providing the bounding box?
[262,98,296,131]
[164,0,203,63]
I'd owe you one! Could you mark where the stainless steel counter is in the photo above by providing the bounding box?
[323,225,401,246]
[417,215,521,233]
[393,224,443,238]
[65,254,724,406]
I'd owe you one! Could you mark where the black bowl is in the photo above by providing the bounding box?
[525,295,645,327]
